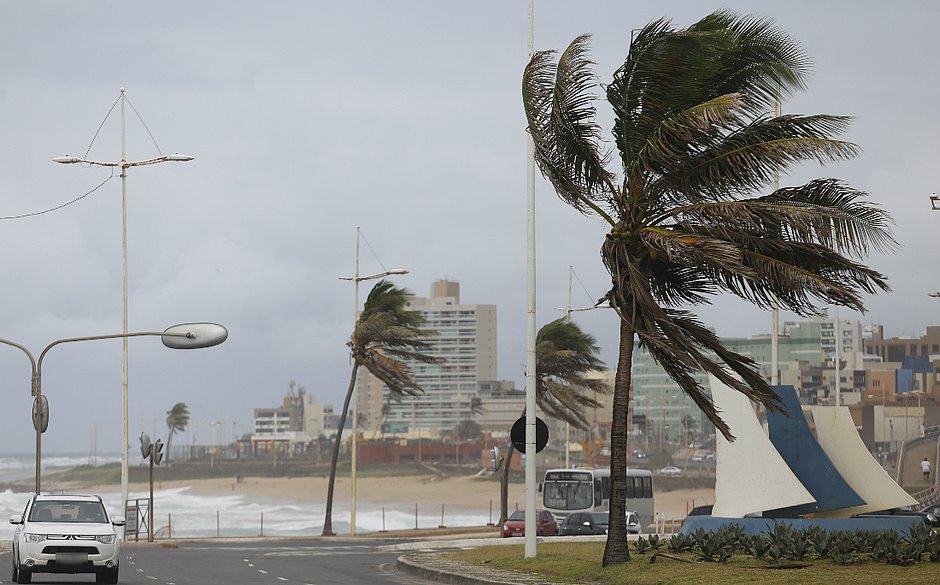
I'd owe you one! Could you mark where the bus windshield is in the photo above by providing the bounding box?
[542,480,594,510]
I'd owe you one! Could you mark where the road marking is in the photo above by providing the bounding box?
[258,569,268,574]
[277,578,288,582]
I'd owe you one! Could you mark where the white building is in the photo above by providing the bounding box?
[357,279,513,438]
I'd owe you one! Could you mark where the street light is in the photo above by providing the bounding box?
[930,193,939,211]
[54,88,194,517]
[338,226,407,536]
[0,322,227,493]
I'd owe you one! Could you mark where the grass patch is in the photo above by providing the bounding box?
[447,542,939,585]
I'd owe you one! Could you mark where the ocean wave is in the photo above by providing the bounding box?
[0,485,490,539]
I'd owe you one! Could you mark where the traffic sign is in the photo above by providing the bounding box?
[510,416,548,454]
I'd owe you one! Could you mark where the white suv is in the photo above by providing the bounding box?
[9,494,125,584]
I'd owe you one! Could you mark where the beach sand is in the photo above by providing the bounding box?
[77,474,712,523]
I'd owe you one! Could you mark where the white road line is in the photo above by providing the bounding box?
[277,578,288,582]
[258,569,268,574]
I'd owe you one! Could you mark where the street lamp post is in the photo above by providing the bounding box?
[0,322,227,493]
[54,88,194,517]
[338,226,407,536]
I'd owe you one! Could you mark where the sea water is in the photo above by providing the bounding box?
[0,454,491,539]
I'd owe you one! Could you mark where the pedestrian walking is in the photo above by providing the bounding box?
[922,458,931,483]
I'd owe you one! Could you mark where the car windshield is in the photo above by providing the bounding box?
[29,501,107,523]
[508,511,525,521]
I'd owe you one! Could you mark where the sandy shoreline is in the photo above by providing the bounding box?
[70,474,712,522]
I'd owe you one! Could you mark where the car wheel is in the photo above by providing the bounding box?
[96,566,119,584]
[16,566,31,584]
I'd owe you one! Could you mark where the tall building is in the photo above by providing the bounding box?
[356,279,510,438]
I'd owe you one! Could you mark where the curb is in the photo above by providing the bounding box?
[396,552,551,585]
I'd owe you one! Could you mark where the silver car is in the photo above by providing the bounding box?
[10,494,125,584]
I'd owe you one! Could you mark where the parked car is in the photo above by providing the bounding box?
[686,504,713,517]
[659,466,682,476]
[921,504,940,527]
[501,509,558,538]
[10,493,125,584]
[557,511,640,536]
[854,507,938,527]
[559,512,608,536]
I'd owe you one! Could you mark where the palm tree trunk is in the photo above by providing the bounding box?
[603,318,635,566]
[322,362,359,536]
[499,444,515,524]
[165,429,174,464]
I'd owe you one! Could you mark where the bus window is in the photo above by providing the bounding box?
[625,476,635,499]
[601,476,610,502]
[594,479,602,506]
[640,476,652,498]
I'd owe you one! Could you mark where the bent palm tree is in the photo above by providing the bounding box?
[321,280,438,536]
[499,318,608,523]
[164,402,189,464]
[522,11,895,565]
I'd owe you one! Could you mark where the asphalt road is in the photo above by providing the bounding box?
[0,539,429,585]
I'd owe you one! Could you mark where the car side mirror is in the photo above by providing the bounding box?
[111,515,126,527]
[9,514,22,525]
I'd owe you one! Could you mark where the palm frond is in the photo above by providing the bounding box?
[657,115,859,201]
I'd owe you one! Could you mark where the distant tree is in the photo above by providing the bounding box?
[681,414,699,446]
[321,280,439,536]
[455,419,481,441]
[164,402,190,464]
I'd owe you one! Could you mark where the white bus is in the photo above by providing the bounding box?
[541,468,654,530]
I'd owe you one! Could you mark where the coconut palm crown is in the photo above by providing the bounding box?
[535,317,609,429]
[522,10,895,565]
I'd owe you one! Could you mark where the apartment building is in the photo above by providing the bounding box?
[356,279,516,439]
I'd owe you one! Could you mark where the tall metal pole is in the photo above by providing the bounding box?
[835,309,841,407]
[770,86,780,387]
[350,226,360,536]
[524,0,538,559]
[119,88,131,522]
[565,266,572,468]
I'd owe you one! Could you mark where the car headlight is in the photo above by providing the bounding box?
[96,534,116,544]
[25,533,46,543]
[927,514,937,523]
[502,524,509,531]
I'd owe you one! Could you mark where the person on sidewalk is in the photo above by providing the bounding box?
[922,458,931,483]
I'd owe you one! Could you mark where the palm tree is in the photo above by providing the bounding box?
[498,318,608,523]
[321,280,438,536]
[164,402,190,464]
[522,11,895,565]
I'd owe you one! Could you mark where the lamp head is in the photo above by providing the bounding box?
[165,153,194,162]
[53,156,81,164]
[931,193,940,210]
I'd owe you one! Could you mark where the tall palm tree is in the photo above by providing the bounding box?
[499,318,608,523]
[522,11,895,565]
[164,402,189,464]
[321,280,438,536]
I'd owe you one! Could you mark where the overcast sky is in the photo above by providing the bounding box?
[1,1,937,455]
